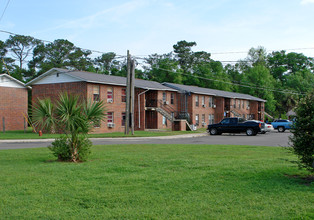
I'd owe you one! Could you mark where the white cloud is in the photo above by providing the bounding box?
[301,0,314,5]
[33,0,147,34]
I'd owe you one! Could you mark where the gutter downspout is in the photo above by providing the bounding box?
[138,88,150,128]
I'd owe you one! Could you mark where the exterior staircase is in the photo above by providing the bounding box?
[145,106,193,131]
[230,109,242,117]
[264,112,274,120]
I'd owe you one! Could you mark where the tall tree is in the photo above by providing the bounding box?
[30,39,92,74]
[247,46,267,66]
[173,40,197,73]
[144,53,182,83]
[5,35,40,69]
[94,52,119,74]
[241,64,276,113]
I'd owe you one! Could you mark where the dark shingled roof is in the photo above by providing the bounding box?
[162,82,266,102]
[50,69,177,91]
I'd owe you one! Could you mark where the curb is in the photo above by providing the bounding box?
[0,133,208,143]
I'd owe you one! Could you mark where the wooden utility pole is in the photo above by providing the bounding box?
[130,59,135,135]
[125,50,135,135]
[125,50,131,134]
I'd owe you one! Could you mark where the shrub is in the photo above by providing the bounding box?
[33,93,105,162]
[289,91,314,172]
[48,136,71,161]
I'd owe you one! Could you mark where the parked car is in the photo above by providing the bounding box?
[207,117,263,136]
[265,124,274,132]
[271,119,293,132]
[246,120,267,134]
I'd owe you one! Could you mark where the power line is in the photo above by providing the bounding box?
[138,64,307,96]
[0,29,127,58]
[0,0,11,23]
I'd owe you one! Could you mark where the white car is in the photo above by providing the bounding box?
[265,124,274,132]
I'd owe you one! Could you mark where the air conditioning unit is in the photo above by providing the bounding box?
[164,101,169,105]
[107,99,113,103]
[202,104,206,108]
[202,122,207,126]
[213,104,216,108]
[107,123,115,128]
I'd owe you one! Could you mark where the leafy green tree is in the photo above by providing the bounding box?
[33,93,106,162]
[267,51,314,81]
[30,39,92,74]
[5,35,40,69]
[224,63,244,92]
[247,46,267,66]
[241,64,276,113]
[144,53,182,83]
[0,40,17,74]
[289,90,314,172]
[173,40,197,73]
[94,52,119,74]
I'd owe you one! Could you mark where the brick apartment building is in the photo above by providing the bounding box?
[0,74,29,131]
[27,68,265,133]
[163,82,265,128]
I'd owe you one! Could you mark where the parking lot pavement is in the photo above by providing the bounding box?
[0,131,292,150]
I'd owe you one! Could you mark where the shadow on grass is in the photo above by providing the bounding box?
[285,174,314,186]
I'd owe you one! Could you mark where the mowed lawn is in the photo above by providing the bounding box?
[0,144,313,219]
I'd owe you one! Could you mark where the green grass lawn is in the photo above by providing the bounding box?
[0,144,313,219]
[0,128,205,139]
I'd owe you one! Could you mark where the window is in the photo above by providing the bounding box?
[233,99,236,108]
[195,95,199,107]
[171,112,175,120]
[208,114,215,124]
[121,88,126,102]
[221,118,230,125]
[93,85,100,102]
[121,112,126,126]
[230,118,237,124]
[107,87,113,103]
[246,101,250,109]
[171,93,174,104]
[202,114,205,125]
[209,97,213,108]
[238,99,241,109]
[201,96,205,106]
[195,114,199,126]
[107,112,114,123]
[163,92,166,102]
[162,116,167,125]
[242,100,244,109]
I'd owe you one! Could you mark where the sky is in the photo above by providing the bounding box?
[0,0,314,62]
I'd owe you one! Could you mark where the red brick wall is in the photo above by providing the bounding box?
[189,94,216,127]
[87,83,127,133]
[32,82,87,104]
[0,87,28,131]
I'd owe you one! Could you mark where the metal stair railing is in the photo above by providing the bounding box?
[264,112,274,120]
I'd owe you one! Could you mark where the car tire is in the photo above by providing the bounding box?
[246,128,255,136]
[278,126,285,132]
[210,128,218,135]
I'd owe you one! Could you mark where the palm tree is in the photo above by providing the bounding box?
[33,93,106,162]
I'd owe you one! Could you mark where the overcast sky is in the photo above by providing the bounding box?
[0,0,313,61]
